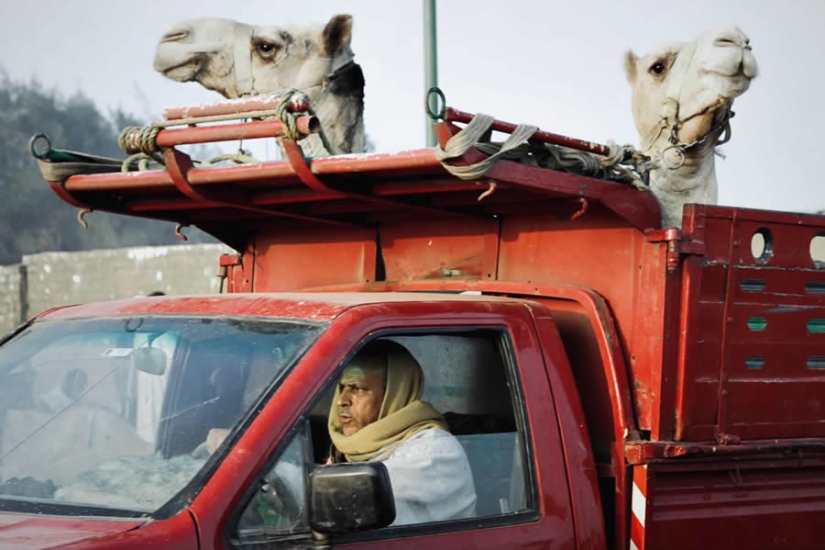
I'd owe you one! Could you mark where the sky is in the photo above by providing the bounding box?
[0,0,822,213]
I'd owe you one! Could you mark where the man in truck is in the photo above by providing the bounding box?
[326,339,478,525]
[203,339,478,526]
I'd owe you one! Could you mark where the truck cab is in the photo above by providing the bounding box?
[0,292,598,550]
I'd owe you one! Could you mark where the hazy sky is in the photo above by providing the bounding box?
[1,1,821,213]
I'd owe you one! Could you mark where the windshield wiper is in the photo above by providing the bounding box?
[158,396,220,423]
[0,494,152,519]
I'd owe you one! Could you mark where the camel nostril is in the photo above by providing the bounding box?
[161,28,190,43]
[714,37,739,48]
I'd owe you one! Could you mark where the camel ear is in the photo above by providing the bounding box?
[322,14,353,56]
[623,50,638,84]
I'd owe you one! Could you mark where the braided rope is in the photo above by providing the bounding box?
[274,91,302,141]
[119,126,162,155]
[198,150,259,166]
[121,153,158,172]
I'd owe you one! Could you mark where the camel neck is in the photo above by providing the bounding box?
[295,64,365,156]
[646,134,719,228]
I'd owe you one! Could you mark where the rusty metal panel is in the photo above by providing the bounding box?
[729,267,825,306]
[219,253,244,294]
[677,301,725,440]
[629,239,672,437]
[677,205,825,443]
[675,252,726,441]
[251,225,376,291]
[720,299,825,438]
[645,461,825,550]
[380,218,499,281]
[728,218,825,270]
[497,209,673,433]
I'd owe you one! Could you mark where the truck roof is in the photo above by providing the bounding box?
[43,146,662,254]
[32,97,663,253]
[36,291,527,322]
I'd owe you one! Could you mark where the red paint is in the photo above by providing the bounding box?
[443,107,613,156]
[27,104,825,548]
[0,511,197,550]
[187,300,581,550]
[162,92,311,120]
[0,514,144,550]
[123,118,319,151]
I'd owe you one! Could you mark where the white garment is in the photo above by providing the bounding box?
[369,428,477,526]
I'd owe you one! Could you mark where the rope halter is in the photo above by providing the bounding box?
[642,41,736,171]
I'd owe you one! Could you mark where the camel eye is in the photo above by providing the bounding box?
[257,42,278,54]
[649,61,666,76]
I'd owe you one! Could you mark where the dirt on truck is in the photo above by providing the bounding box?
[0,92,823,550]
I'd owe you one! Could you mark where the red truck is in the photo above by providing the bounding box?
[3,98,824,549]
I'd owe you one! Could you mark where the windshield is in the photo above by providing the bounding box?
[0,315,324,515]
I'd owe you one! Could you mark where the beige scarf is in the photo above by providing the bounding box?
[328,341,446,463]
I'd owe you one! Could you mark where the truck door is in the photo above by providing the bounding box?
[207,301,577,550]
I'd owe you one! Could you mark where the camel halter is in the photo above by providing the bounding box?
[234,25,255,97]
[643,42,735,171]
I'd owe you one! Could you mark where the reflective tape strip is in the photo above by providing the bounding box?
[631,482,646,527]
[630,465,648,550]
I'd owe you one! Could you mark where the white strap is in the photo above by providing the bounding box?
[233,24,255,97]
[661,42,696,124]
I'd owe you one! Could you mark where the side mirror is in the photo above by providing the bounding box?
[132,346,167,376]
[309,462,395,535]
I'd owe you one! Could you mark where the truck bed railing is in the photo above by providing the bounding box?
[32,93,663,248]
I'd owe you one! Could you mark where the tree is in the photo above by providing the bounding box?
[0,74,215,266]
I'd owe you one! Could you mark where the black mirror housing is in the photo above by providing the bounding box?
[309,462,395,535]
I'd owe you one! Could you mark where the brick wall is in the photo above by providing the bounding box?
[0,265,24,333]
[0,243,234,334]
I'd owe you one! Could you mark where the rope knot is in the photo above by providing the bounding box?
[274,89,304,141]
[118,125,162,155]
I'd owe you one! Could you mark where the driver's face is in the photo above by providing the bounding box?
[336,365,385,436]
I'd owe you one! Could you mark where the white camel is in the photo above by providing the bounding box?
[623,25,758,228]
[153,14,365,157]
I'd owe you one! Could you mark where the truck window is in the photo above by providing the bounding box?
[236,428,309,536]
[0,316,323,517]
[231,330,534,544]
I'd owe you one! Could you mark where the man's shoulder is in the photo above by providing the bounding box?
[408,427,454,442]
[399,427,463,453]
[373,428,466,463]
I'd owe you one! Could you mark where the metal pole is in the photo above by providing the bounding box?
[423,0,438,147]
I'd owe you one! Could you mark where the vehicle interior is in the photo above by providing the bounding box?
[306,333,529,518]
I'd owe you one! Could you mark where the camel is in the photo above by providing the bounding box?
[623,25,758,228]
[153,14,365,157]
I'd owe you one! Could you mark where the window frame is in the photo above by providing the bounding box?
[332,327,541,544]
[226,419,315,549]
[225,325,542,546]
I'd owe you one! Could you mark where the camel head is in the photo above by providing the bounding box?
[623,25,758,227]
[155,14,357,99]
[624,25,757,156]
[154,14,365,155]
